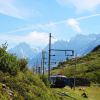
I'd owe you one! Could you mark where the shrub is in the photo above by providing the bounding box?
[40,74,50,87]
[18,58,28,71]
[0,51,19,75]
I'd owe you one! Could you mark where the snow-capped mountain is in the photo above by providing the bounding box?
[8,42,39,59]
[29,40,68,67]
[30,33,100,67]
[67,34,97,56]
[8,33,100,68]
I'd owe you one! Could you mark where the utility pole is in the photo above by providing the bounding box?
[41,57,43,74]
[73,52,77,90]
[35,64,37,74]
[38,67,41,74]
[33,63,36,74]
[48,33,51,79]
[42,50,45,75]
[36,59,38,74]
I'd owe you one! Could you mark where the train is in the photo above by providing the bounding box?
[50,75,90,88]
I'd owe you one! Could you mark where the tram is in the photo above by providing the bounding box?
[50,75,90,88]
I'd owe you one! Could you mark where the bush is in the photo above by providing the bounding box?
[0,44,28,75]
[1,71,59,100]
[18,58,28,71]
[40,74,50,87]
[0,49,19,75]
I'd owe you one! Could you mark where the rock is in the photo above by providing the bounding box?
[2,84,7,89]
[2,83,14,97]
[8,90,14,96]
[79,88,82,91]
[81,92,88,98]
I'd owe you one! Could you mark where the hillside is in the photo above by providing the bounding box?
[0,43,90,100]
[0,44,60,99]
[0,44,100,100]
[52,45,100,83]
[51,44,100,100]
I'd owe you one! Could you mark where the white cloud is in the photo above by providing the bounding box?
[0,0,39,19]
[2,13,100,34]
[67,18,81,33]
[76,13,100,20]
[66,13,100,33]
[56,0,100,12]
[25,31,49,43]
[0,0,25,19]
[0,31,49,48]
[5,22,58,34]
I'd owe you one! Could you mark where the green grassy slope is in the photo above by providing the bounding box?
[0,44,60,100]
[52,86,100,100]
[0,71,61,100]
[0,44,100,100]
[52,45,100,83]
[50,46,100,100]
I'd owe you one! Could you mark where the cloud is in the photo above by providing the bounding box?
[2,13,100,34]
[67,18,81,33]
[0,0,25,19]
[76,13,100,20]
[0,31,57,48]
[0,0,39,19]
[26,31,49,43]
[5,21,58,34]
[56,0,100,12]
[66,13,100,33]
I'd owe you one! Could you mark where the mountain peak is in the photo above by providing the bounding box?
[8,42,38,59]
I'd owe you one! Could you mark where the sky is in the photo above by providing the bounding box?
[0,0,100,49]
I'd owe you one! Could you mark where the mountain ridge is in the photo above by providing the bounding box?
[8,42,39,59]
[8,33,100,67]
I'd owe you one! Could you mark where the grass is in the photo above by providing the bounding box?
[0,44,100,99]
[85,86,100,100]
[51,45,100,100]
[0,71,60,100]
[52,86,100,100]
